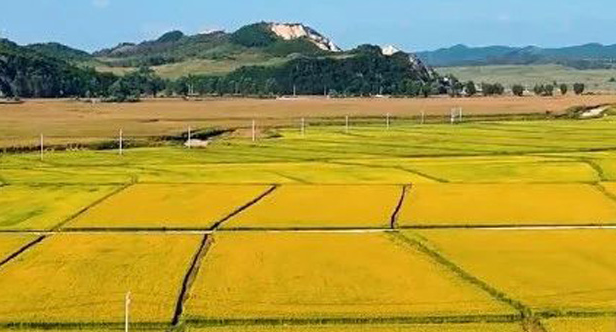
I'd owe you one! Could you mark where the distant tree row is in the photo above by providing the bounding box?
[456,81,586,97]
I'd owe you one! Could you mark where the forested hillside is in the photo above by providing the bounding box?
[0,39,115,98]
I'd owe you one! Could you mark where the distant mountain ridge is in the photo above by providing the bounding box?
[417,43,616,69]
[92,22,341,68]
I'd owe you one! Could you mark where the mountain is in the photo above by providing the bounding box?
[93,22,341,69]
[0,20,443,99]
[178,44,443,97]
[418,43,616,69]
[0,38,113,98]
[25,42,93,62]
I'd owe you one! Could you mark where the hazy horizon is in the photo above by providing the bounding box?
[2,0,616,53]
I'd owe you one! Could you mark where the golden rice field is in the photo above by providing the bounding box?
[411,229,616,313]
[2,100,616,331]
[353,156,600,183]
[222,185,403,229]
[0,235,37,261]
[65,184,271,229]
[185,323,526,332]
[0,234,200,323]
[0,185,119,230]
[398,183,616,226]
[184,232,513,320]
[543,317,616,332]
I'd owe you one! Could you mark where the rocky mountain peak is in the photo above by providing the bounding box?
[268,23,342,52]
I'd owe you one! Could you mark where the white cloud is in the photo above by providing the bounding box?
[92,0,110,9]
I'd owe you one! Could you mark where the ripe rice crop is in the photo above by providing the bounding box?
[0,185,119,230]
[0,234,37,261]
[184,232,514,320]
[67,184,270,229]
[411,229,616,313]
[398,184,616,226]
[186,322,525,332]
[223,185,402,229]
[598,182,616,198]
[0,234,201,323]
[543,317,616,332]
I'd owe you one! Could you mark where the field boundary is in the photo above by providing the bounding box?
[209,185,279,230]
[580,158,608,181]
[398,223,616,230]
[399,167,450,183]
[327,160,450,183]
[592,182,616,205]
[1,224,616,235]
[172,235,214,326]
[537,311,616,319]
[0,322,169,330]
[0,235,47,270]
[184,313,522,327]
[390,184,411,229]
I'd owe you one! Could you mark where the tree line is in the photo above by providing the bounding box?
[448,81,586,97]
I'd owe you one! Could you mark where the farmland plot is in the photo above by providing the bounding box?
[186,322,525,332]
[0,234,201,324]
[184,232,514,320]
[222,185,403,229]
[0,185,119,230]
[398,184,616,226]
[543,317,616,332]
[66,184,271,229]
[411,229,616,313]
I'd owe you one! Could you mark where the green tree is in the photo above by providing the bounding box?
[544,84,555,96]
[533,84,545,96]
[559,83,568,96]
[512,84,525,97]
[573,83,585,95]
[465,81,477,96]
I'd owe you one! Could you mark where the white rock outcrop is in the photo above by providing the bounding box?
[382,45,402,56]
[270,23,342,52]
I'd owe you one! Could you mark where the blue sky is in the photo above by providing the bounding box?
[2,0,615,52]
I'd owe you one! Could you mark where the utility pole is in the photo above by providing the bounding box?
[293,85,297,97]
[301,118,305,137]
[386,113,391,130]
[39,134,44,161]
[251,120,256,142]
[421,111,425,125]
[450,109,456,125]
[187,126,192,149]
[459,107,463,122]
[125,292,131,332]
[119,129,123,155]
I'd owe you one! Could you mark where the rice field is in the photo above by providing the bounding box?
[0,234,201,324]
[543,317,616,332]
[398,183,616,226]
[184,232,514,320]
[410,229,616,313]
[0,185,120,230]
[65,184,271,229]
[186,323,526,332]
[1,100,616,331]
[222,185,403,229]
